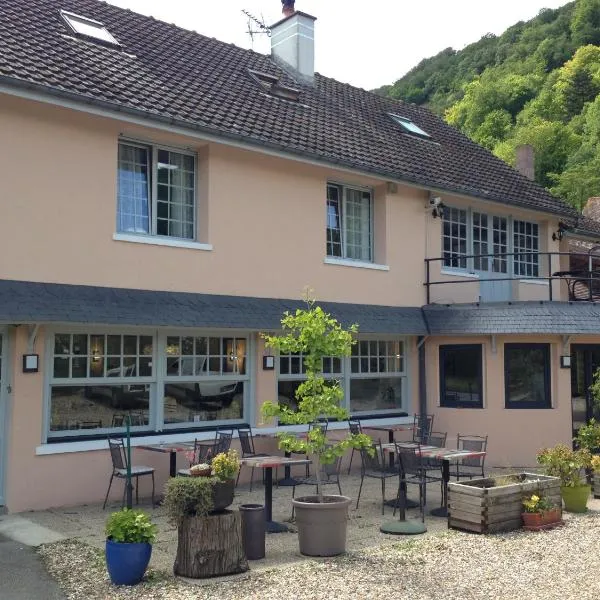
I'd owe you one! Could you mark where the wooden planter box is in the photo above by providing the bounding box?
[593,473,600,499]
[448,473,561,534]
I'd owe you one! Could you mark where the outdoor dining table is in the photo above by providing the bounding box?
[381,442,487,518]
[138,441,195,477]
[240,455,311,533]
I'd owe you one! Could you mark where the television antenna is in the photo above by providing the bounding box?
[242,9,271,47]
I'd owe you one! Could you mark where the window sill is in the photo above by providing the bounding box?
[113,233,213,251]
[519,279,549,286]
[324,257,389,271]
[440,269,479,279]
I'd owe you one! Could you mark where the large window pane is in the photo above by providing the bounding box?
[49,385,150,433]
[163,380,244,424]
[505,344,551,408]
[442,207,468,269]
[440,345,483,408]
[513,220,539,277]
[349,377,403,413]
[117,143,150,234]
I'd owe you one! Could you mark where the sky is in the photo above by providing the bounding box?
[107,0,570,90]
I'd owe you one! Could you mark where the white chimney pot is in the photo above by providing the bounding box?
[270,11,316,83]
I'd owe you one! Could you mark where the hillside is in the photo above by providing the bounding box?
[382,0,600,210]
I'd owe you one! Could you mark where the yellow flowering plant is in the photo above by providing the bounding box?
[211,449,240,481]
[522,493,556,514]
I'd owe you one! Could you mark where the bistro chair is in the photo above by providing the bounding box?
[236,427,269,491]
[177,438,220,477]
[455,434,488,480]
[421,431,447,504]
[393,444,426,523]
[412,413,434,443]
[347,418,363,474]
[103,437,155,509]
[291,452,343,518]
[356,441,397,514]
[215,430,234,454]
[286,421,329,478]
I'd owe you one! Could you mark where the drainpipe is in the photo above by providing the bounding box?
[417,336,427,420]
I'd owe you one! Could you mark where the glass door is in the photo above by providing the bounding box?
[571,345,600,437]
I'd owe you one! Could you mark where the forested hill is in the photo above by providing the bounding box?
[379,0,600,210]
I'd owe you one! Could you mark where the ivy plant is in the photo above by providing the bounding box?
[261,293,373,502]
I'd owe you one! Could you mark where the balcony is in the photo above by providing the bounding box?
[424,247,600,305]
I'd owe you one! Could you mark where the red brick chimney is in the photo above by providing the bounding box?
[515,144,535,180]
[282,1,295,17]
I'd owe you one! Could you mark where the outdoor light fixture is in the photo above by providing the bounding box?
[263,355,275,370]
[22,354,39,373]
[560,355,572,368]
[552,222,570,242]
[432,203,445,219]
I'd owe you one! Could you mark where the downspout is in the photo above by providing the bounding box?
[417,336,427,420]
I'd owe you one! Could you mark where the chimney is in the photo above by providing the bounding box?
[270,2,316,84]
[515,144,535,181]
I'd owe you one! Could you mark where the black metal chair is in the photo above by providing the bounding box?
[177,438,220,477]
[289,421,329,478]
[421,431,447,504]
[393,443,426,522]
[455,434,488,480]
[236,427,268,490]
[103,437,155,509]
[215,430,234,453]
[291,453,343,518]
[412,413,434,442]
[347,418,362,474]
[356,441,397,514]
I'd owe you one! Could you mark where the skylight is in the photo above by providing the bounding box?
[389,113,430,138]
[248,70,301,103]
[60,10,120,46]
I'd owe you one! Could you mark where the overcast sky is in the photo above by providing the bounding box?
[107,0,570,90]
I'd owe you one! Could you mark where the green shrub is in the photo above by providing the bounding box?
[163,476,216,523]
[105,509,156,544]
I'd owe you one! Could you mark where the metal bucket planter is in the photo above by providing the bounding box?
[292,495,351,556]
[448,473,561,534]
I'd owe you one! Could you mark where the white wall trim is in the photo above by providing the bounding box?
[519,278,549,286]
[324,257,389,271]
[112,233,213,251]
[35,416,413,455]
[440,269,479,279]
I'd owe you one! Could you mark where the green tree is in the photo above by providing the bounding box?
[571,0,600,47]
[260,293,372,502]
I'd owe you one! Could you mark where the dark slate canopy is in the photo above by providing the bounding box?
[0,279,428,335]
[0,0,577,220]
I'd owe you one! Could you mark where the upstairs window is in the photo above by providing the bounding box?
[117,142,196,240]
[60,10,120,46]
[513,220,539,277]
[442,207,467,269]
[326,183,373,262]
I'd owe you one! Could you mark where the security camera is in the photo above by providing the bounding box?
[429,196,442,207]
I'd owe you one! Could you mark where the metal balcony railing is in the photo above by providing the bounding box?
[424,249,600,305]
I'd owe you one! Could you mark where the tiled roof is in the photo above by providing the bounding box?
[423,302,600,335]
[0,0,577,219]
[0,279,428,334]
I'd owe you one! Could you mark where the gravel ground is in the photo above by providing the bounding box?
[38,511,600,600]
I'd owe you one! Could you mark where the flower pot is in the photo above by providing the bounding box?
[211,479,235,512]
[105,539,152,586]
[561,484,591,513]
[292,495,352,557]
[522,507,562,529]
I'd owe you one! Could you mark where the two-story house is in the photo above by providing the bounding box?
[1,0,600,512]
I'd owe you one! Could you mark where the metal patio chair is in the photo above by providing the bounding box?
[103,437,155,509]
[347,418,363,474]
[455,434,488,480]
[356,441,397,514]
[412,413,434,443]
[177,438,221,477]
[236,427,268,490]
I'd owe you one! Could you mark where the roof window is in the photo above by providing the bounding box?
[60,10,120,46]
[248,70,301,102]
[388,113,430,138]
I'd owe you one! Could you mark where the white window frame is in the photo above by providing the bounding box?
[442,207,540,278]
[275,336,408,416]
[326,182,374,263]
[43,327,251,442]
[117,139,198,242]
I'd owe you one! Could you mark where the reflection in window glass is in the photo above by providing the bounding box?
[165,336,247,376]
[440,345,483,408]
[349,377,403,413]
[49,385,150,433]
[505,344,550,408]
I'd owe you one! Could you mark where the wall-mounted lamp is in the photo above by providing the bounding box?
[552,222,570,242]
[560,355,572,368]
[429,195,444,219]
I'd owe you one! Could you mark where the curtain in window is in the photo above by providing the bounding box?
[117,144,150,234]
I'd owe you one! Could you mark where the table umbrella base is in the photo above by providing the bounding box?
[384,497,419,509]
[380,520,427,535]
[266,520,290,534]
[429,506,448,518]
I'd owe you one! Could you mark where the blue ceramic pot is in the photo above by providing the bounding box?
[105,539,152,586]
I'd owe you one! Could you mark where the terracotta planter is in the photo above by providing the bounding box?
[292,495,351,557]
[522,507,562,530]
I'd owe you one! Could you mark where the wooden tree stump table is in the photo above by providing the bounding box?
[174,510,248,578]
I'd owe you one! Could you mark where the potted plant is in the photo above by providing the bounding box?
[105,508,157,586]
[537,444,600,512]
[521,493,562,530]
[261,293,373,557]
[164,450,246,578]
